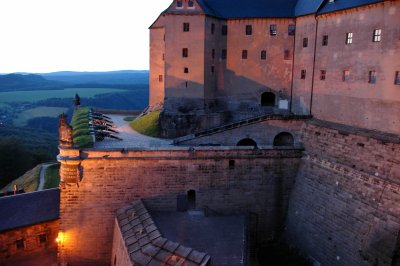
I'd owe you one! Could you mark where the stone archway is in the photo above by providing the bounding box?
[261,92,276,106]
[237,138,257,147]
[273,132,294,146]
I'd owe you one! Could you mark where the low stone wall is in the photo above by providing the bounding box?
[285,120,400,266]
[0,220,59,260]
[58,147,302,265]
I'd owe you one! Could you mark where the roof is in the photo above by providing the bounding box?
[115,200,211,266]
[162,0,386,19]
[318,0,384,15]
[295,0,325,17]
[197,0,298,18]
[0,189,60,232]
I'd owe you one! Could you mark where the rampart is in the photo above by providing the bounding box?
[58,147,302,265]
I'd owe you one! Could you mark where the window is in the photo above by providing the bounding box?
[322,35,328,46]
[246,25,252,35]
[288,24,295,36]
[158,75,163,82]
[211,66,214,73]
[229,160,235,169]
[343,70,350,81]
[221,49,227,59]
[261,92,275,106]
[184,67,189,74]
[373,29,381,42]
[303,37,308,48]
[188,0,194,7]
[270,24,277,36]
[368,71,376,84]
[242,50,248,59]
[187,190,196,209]
[177,0,183,8]
[183,23,190,32]
[320,70,326,80]
[16,239,24,250]
[261,50,266,60]
[284,49,290,60]
[182,48,188,57]
[345,32,353,44]
[221,25,228,35]
[39,234,47,244]
[273,132,294,146]
[301,70,306,79]
[211,49,215,59]
[395,71,400,85]
[211,23,215,34]
[162,53,165,61]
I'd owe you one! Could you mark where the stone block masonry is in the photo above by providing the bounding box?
[58,147,302,265]
[285,120,400,266]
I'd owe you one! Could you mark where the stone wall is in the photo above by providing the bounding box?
[285,120,400,266]
[0,220,59,260]
[58,147,302,265]
[111,219,132,266]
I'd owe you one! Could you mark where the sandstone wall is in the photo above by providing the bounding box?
[111,219,132,266]
[285,120,400,266]
[0,220,59,260]
[58,147,301,265]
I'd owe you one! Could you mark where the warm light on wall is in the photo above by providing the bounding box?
[56,231,64,244]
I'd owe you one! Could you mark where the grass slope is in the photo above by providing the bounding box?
[44,164,60,189]
[0,164,41,193]
[130,111,160,137]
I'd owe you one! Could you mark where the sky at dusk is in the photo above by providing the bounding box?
[0,0,171,73]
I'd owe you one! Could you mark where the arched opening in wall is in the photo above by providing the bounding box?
[273,132,294,146]
[261,92,276,106]
[237,138,257,147]
[187,190,196,210]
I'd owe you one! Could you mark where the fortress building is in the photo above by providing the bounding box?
[149,0,400,137]
[56,0,400,265]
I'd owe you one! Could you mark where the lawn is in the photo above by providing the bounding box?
[44,164,60,189]
[0,164,41,193]
[14,106,69,126]
[0,88,126,103]
[130,110,160,137]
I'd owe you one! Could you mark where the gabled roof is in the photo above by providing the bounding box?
[318,0,384,15]
[0,189,60,232]
[198,0,298,18]
[115,200,211,266]
[159,0,387,19]
[295,0,325,17]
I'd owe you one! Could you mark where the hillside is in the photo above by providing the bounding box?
[0,73,65,91]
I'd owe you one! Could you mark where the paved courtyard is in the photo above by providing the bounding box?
[93,114,172,149]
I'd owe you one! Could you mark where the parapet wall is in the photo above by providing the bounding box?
[58,147,302,265]
[285,120,400,266]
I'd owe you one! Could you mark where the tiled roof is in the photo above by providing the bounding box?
[318,0,384,15]
[0,189,60,232]
[116,200,211,266]
[163,0,386,18]
[197,0,298,18]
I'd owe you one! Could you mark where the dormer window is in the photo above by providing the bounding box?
[177,0,183,8]
[188,0,194,8]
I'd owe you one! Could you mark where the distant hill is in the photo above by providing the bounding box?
[0,74,65,92]
[41,70,149,85]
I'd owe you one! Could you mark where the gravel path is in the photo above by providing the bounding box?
[93,114,173,149]
[37,163,53,191]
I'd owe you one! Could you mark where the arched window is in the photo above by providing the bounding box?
[273,132,294,146]
[187,190,196,209]
[261,92,275,106]
[237,138,257,147]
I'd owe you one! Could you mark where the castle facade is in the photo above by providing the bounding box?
[150,0,400,136]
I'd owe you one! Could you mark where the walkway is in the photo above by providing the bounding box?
[37,163,53,191]
[93,114,172,149]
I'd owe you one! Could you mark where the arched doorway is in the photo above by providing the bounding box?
[273,132,294,146]
[261,92,275,106]
[237,138,257,147]
[187,190,196,210]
